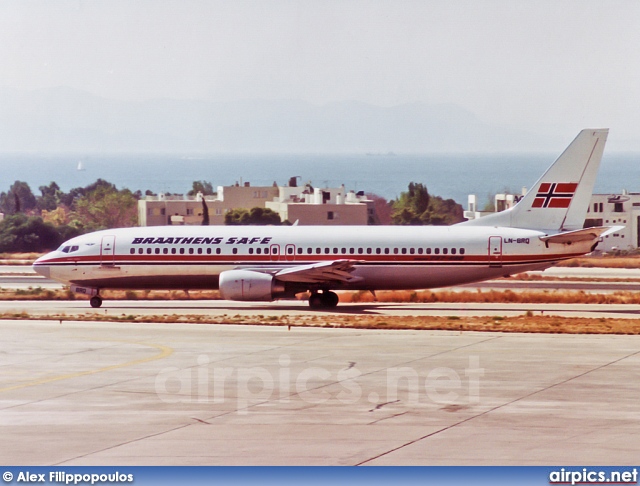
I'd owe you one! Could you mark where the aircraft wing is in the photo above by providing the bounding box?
[274,260,363,284]
[540,226,624,244]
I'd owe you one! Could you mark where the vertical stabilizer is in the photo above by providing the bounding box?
[460,129,608,231]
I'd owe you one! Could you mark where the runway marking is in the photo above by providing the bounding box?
[356,346,640,465]
[0,341,173,393]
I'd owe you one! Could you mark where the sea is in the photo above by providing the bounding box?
[0,152,636,207]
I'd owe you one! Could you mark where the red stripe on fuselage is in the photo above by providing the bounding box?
[36,252,587,266]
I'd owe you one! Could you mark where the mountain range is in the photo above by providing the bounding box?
[0,87,562,153]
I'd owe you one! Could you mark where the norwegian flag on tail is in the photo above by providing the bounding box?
[532,182,578,209]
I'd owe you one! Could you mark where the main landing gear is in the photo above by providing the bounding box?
[308,290,339,309]
[90,295,103,308]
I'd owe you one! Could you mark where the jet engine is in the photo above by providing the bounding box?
[218,270,286,301]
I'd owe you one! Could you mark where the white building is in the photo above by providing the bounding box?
[265,183,375,225]
[464,190,525,221]
[584,192,634,252]
[138,179,375,226]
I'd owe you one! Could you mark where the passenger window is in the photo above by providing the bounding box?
[417,248,423,254]
[287,247,294,255]
[384,248,389,254]
[460,248,465,255]
[207,248,211,254]
[130,248,135,255]
[376,248,381,254]
[216,248,221,255]
[232,248,238,255]
[324,248,330,254]
[163,248,168,254]
[366,248,372,254]
[138,248,143,255]
[249,248,254,254]
[401,248,407,254]
[155,248,160,254]
[358,248,363,254]
[426,248,431,254]
[297,248,302,254]
[188,248,194,255]
[171,248,176,255]
[264,248,269,255]
[451,248,456,255]
[147,248,152,254]
[316,248,321,254]
[179,248,185,255]
[349,248,355,254]
[434,248,440,255]
[393,248,399,254]
[333,248,338,254]
[443,248,448,255]
[307,248,312,254]
[341,248,347,254]
[410,248,415,254]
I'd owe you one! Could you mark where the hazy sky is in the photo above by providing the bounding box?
[1,0,639,142]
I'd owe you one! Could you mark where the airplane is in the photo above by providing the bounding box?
[33,128,619,309]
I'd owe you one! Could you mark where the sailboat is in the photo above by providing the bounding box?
[77,161,85,171]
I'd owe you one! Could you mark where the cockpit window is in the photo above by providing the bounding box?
[60,246,71,253]
[70,246,79,252]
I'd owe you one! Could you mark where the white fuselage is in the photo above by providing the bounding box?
[33,225,589,294]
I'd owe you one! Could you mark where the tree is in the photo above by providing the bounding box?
[391,182,463,225]
[41,206,71,226]
[37,182,62,212]
[224,207,282,225]
[0,181,37,215]
[188,180,214,196]
[424,195,464,225]
[57,179,117,208]
[0,214,63,252]
[73,186,138,230]
[201,199,210,226]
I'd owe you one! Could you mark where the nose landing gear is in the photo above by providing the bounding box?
[90,296,103,308]
[308,290,339,309]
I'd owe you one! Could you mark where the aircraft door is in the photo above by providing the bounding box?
[284,244,296,261]
[101,235,116,266]
[269,244,281,262]
[488,236,503,268]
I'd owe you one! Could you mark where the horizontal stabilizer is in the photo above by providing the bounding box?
[539,226,623,244]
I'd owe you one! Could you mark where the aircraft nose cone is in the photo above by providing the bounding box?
[32,256,51,279]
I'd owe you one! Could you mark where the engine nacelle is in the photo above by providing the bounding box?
[219,270,285,302]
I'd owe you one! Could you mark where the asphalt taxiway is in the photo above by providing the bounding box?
[2,298,640,319]
[1,319,640,465]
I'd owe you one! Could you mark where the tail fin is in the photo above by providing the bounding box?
[460,128,608,231]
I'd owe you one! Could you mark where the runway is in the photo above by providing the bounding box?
[1,319,639,465]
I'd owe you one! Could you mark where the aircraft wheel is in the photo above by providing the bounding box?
[322,291,339,308]
[308,293,323,309]
[90,296,103,308]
